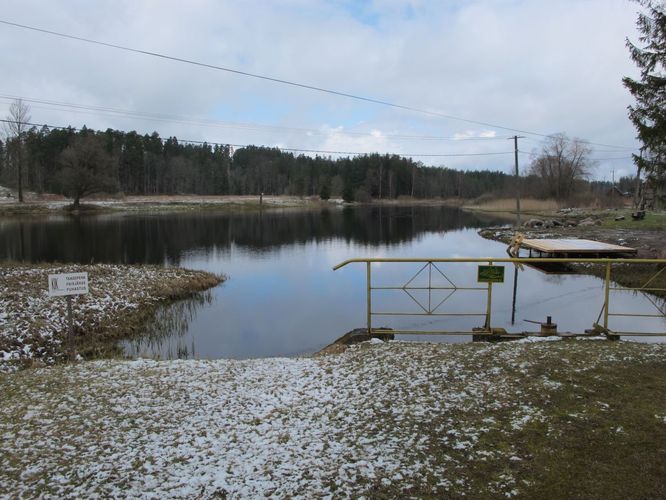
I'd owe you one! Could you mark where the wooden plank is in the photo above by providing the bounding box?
[522,238,637,255]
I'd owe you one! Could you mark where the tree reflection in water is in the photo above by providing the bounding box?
[122,291,214,360]
[0,206,506,264]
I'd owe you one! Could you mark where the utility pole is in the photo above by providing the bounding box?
[510,136,524,227]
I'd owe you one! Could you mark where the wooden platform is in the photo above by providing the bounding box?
[522,238,637,256]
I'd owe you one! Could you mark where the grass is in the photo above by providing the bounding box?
[518,359,666,498]
[0,262,224,370]
[601,210,666,231]
[355,341,666,498]
[0,195,328,216]
[0,203,54,215]
[1,340,664,497]
[464,197,561,212]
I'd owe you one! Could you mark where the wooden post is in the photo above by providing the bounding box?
[67,295,74,347]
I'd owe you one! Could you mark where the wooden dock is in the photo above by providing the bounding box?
[521,238,637,257]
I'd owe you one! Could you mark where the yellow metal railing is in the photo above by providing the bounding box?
[333,257,666,338]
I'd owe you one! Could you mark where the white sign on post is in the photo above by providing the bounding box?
[48,272,89,297]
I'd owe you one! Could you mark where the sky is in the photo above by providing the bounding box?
[0,0,646,180]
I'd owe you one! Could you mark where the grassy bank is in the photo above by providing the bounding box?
[601,210,666,231]
[1,340,664,497]
[0,195,335,215]
[0,262,224,371]
[478,216,666,299]
[0,194,585,217]
[463,197,561,213]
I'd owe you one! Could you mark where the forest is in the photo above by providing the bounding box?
[0,122,620,204]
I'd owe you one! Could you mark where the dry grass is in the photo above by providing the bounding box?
[465,197,560,212]
[601,210,666,231]
[0,262,224,370]
[0,195,331,215]
[1,340,664,497]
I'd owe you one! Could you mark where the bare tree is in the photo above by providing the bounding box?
[3,99,31,202]
[529,134,595,201]
[59,134,118,208]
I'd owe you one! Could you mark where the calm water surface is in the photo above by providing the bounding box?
[1,206,663,358]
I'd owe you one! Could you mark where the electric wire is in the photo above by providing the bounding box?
[0,94,509,142]
[0,118,515,158]
[516,150,633,161]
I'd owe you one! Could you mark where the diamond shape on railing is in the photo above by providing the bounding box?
[401,262,458,314]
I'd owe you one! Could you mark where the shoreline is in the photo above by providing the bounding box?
[0,262,224,372]
[477,213,666,298]
[0,194,474,216]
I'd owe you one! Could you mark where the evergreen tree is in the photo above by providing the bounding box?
[623,0,666,201]
[319,177,331,200]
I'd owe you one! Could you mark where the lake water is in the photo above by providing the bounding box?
[1,206,663,358]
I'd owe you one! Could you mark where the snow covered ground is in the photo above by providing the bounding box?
[2,340,665,497]
[0,193,327,211]
[0,263,222,372]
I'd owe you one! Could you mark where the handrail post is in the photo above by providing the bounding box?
[604,262,611,330]
[367,261,372,334]
[485,260,493,331]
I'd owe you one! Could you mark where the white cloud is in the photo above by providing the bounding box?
[0,0,642,177]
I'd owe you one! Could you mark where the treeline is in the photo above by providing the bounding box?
[0,124,619,202]
[0,125,516,201]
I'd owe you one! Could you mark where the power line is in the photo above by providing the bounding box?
[520,135,636,152]
[588,156,634,161]
[517,150,633,161]
[0,118,515,158]
[0,94,510,142]
[0,19,638,151]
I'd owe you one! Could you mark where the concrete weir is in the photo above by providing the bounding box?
[317,328,395,355]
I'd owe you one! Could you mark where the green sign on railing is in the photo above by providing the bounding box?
[477,265,505,283]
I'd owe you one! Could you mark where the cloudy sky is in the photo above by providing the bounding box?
[0,0,645,180]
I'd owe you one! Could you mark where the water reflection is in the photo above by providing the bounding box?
[123,291,213,359]
[368,259,666,340]
[1,206,663,359]
[0,206,505,264]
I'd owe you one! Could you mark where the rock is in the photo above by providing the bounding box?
[524,218,544,228]
[551,219,564,227]
[579,217,601,226]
